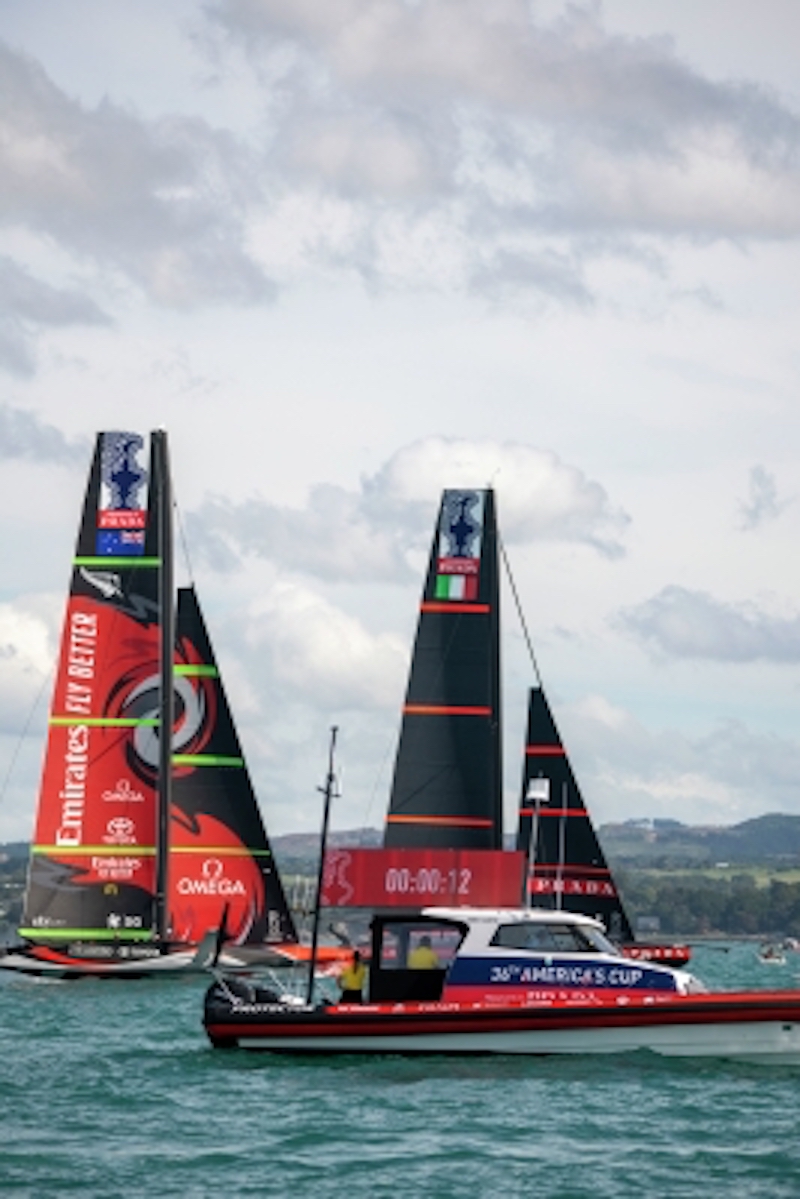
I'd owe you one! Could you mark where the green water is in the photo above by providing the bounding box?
[1,944,800,1198]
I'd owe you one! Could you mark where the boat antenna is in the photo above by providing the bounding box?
[498,531,542,688]
[306,726,339,1006]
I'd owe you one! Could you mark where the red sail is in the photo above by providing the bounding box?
[22,431,162,943]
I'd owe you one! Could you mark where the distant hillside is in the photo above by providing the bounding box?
[599,814,800,868]
[274,814,800,873]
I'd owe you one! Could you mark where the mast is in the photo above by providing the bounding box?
[153,430,174,945]
[306,726,338,1005]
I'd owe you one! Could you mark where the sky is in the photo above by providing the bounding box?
[1,0,800,841]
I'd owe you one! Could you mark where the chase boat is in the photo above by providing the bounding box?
[204,907,800,1062]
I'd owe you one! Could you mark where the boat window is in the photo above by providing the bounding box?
[377,922,464,969]
[490,923,599,953]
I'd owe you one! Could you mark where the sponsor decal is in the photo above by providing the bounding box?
[102,816,137,845]
[529,877,617,898]
[106,913,143,930]
[91,855,143,882]
[96,431,147,556]
[176,857,246,898]
[98,509,147,530]
[435,490,484,601]
[55,723,90,847]
[102,778,146,804]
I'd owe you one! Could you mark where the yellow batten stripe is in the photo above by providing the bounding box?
[32,845,157,856]
[170,845,272,856]
[174,664,219,677]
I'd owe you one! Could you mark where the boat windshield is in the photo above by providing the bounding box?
[490,922,617,955]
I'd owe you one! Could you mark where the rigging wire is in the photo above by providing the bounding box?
[174,496,196,587]
[0,667,53,809]
[498,530,542,689]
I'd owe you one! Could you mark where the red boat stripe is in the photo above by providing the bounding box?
[207,991,800,1043]
[420,602,490,614]
[404,704,492,716]
[386,814,495,828]
[525,746,565,755]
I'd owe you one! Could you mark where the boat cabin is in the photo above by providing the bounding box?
[365,906,693,1005]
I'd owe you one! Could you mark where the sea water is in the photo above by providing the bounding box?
[1,943,800,1198]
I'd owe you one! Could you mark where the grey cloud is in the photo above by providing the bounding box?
[0,404,87,464]
[0,42,275,307]
[619,585,800,662]
[738,465,789,531]
[568,700,800,822]
[0,256,110,376]
[194,0,800,310]
[189,437,627,580]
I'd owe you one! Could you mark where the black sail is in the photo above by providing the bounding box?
[169,586,297,946]
[516,687,634,943]
[384,489,502,850]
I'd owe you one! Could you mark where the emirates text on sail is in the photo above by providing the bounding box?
[56,609,99,847]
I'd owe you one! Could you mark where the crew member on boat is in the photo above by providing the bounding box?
[338,950,367,1002]
[408,935,439,969]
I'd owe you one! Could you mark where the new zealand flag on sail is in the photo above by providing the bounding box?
[95,432,148,557]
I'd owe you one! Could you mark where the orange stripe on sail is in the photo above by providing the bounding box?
[420,602,490,614]
[525,745,565,755]
[386,814,495,828]
[519,807,586,818]
[404,704,492,716]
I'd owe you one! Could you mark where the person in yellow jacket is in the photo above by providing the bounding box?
[338,950,367,1003]
[407,935,439,969]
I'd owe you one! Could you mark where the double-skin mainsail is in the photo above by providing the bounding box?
[4,430,295,976]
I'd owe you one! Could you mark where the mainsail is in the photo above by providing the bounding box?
[21,431,164,947]
[170,586,297,947]
[384,488,502,850]
[516,687,635,944]
[9,430,295,974]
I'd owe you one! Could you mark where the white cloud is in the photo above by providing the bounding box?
[189,436,628,580]
[618,585,800,662]
[246,580,407,709]
[565,694,800,824]
[0,41,274,307]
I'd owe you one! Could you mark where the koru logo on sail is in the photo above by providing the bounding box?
[177,857,246,897]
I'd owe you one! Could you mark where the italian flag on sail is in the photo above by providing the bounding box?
[435,558,479,601]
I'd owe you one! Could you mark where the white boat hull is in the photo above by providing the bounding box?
[205,990,800,1064]
[232,1018,800,1063]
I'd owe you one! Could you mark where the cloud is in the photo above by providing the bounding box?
[246,580,407,709]
[738,464,790,530]
[0,41,274,307]
[0,601,53,732]
[0,256,110,376]
[189,437,629,580]
[565,694,800,824]
[0,404,88,465]
[210,0,800,261]
[618,585,800,662]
